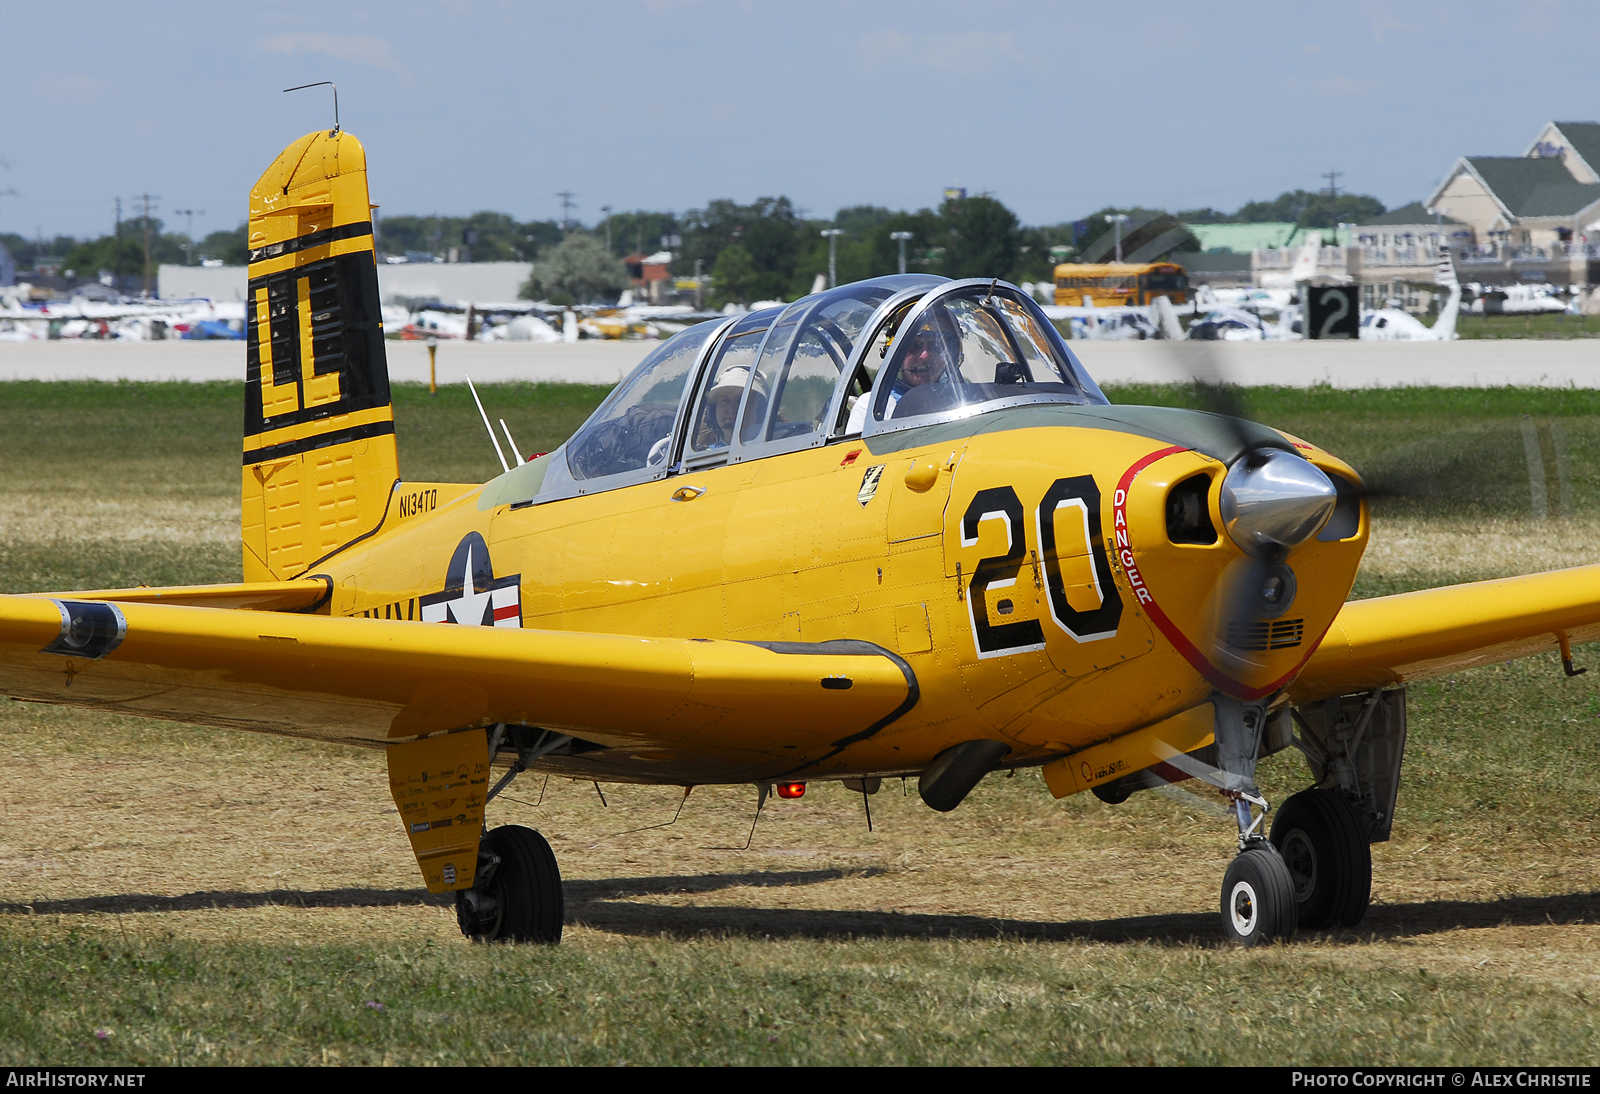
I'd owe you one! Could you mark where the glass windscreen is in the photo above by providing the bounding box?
[565,321,718,480]
[740,283,897,445]
[687,320,770,456]
[871,287,1097,424]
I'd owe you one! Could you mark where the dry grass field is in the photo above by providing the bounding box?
[1,381,1599,1064]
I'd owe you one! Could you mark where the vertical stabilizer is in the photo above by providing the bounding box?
[1288,231,1323,282]
[241,130,398,581]
[1152,294,1185,340]
[1430,246,1460,340]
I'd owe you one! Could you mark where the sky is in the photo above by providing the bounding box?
[2,0,1596,242]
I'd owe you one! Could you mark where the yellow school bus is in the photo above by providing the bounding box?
[1053,262,1189,307]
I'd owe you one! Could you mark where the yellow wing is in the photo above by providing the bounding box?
[35,579,331,612]
[0,595,914,783]
[1289,565,1600,704]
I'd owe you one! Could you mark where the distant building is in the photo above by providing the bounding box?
[1350,203,1471,311]
[1188,222,1353,253]
[1427,121,1600,287]
[1233,123,1600,309]
[1172,251,1252,289]
[1184,223,1352,291]
[624,250,673,304]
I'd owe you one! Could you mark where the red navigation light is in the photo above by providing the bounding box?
[775,781,806,799]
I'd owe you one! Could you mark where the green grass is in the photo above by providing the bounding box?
[0,379,611,490]
[3,929,1594,1065]
[1457,312,1600,339]
[0,381,611,593]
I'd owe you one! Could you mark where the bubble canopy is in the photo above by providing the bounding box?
[539,276,1105,502]
[864,279,1106,435]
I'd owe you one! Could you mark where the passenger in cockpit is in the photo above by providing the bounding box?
[694,366,769,450]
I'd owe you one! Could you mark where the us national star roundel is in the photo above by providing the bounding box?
[419,532,522,627]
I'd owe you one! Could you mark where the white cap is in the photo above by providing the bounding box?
[708,365,768,401]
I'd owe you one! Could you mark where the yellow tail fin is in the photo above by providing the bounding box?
[241,129,398,581]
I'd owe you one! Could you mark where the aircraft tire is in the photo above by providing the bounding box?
[1220,843,1298,946]
[1269,789,1371,929]
[459,825,564,944]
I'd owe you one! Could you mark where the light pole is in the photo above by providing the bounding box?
[820,228,844,288]
[1105,214,1130,263]
[174,208,203,265]
[601,205,612,254]
[890,230,912,275]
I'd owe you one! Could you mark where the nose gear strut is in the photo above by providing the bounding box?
[1213,694,1271,849]
[1212,693,1298,944]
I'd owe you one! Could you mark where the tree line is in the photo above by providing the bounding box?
[1,221,250,289]
[1,187,1386,303]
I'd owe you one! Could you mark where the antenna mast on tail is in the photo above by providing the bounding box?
[283,81,340,135]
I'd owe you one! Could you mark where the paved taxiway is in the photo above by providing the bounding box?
[0,337,1596,388]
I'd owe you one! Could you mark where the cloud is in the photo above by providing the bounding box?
[1314,75,1380,97]
[1360,2,1420,44]
[35,75,103,104]
[256,33,409,77]
[858,29,1038,78]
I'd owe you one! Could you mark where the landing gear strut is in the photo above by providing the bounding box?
[1212,695,1297,946]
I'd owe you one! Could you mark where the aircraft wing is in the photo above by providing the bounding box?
[1288,566,1600,703]
[0,596,916,765]
[37,579,332,612]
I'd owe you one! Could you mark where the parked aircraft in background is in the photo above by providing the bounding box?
[1257,233,1338,291]
[0,296,246,341]
[1359,252,1461,342]
[1467,283,1568,316]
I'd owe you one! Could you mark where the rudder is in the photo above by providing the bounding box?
[241,129,398,581]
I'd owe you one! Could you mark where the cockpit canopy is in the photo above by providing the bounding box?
[863,281,1103,431]
[536,275,1105,502]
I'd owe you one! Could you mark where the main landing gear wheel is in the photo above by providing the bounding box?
[1220,843,1298,946]
[456,825,564,944]
[1269,788,1372,929]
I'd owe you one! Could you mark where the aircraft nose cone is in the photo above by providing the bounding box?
[1219,448,1337,556]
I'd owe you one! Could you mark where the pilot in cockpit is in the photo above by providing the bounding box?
[846,306,962,432]
[889,325,954,408]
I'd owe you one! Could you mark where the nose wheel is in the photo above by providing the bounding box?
[1220,842,1298,946]
[456,824,564,944]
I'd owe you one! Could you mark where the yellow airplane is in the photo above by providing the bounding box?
[5,129,1600,947]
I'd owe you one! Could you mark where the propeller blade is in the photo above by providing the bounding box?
[1150,779,1236,820]
[1150,736,1252,794]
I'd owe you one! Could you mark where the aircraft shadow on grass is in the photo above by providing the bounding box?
[2,873,1596,947]
[564,887,1600,946]
[0,869,880,918]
